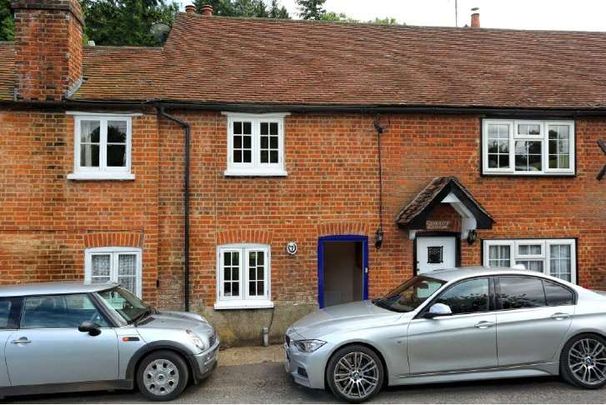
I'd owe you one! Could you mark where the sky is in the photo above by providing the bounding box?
[177,0,606,31]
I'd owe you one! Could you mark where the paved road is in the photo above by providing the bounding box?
[8,361,605,403]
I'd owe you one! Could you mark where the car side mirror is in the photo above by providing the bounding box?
[423,303,453,319]
[78,321,101,336]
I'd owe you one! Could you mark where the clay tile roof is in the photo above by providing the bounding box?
[4,14,606,108]
[0,43,14,101]
[396,176,494,229]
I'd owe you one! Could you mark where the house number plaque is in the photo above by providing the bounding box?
[286,241,298,255]
[426,220,451,230]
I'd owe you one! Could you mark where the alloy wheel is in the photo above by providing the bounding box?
[333,351,379,400]
[143,358,180,396]
[568,338,606,386]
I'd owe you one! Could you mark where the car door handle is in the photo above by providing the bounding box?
[10,337,31,344]
[474,321,495,329]
[551,312,570,320]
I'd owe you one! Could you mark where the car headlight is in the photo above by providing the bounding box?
[293,339,326,353]
[186,329,206,351]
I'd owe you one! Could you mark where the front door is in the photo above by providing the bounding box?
[318,236,368,308]
[5,293,119,386]
[416,236,457,274]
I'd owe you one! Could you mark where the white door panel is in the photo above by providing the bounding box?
[416,237,457,274]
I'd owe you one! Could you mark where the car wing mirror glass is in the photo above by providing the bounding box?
[423,303,453,319]
[78,321,102,336]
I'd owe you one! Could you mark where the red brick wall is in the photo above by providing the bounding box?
[154,112,606,313]
[0,109,605,318]
[0,111,160,302]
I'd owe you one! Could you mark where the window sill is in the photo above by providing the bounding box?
[213,300,275,310]
[224,169,288,177]
[482,171,575,177]
[67,172,135,181]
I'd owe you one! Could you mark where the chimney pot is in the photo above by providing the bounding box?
[185,4,196,14]
[201,4,213,16]
[470,7,480,28]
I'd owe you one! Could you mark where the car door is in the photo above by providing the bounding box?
[407,277,497,374]
[0,297,21,388]
[495,276,574,367]
[5,293,120,386]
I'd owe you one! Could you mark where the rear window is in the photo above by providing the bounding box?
[497,276,546,309]
[543,280,574,306]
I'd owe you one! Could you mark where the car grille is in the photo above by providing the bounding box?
[285,334,291,346]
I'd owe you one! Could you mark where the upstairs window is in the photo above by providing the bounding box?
[68,114,134,180]
[483,239,576,284]
[482,119,575,176]
[224,113,288,177]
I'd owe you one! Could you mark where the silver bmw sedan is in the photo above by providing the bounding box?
[284,267,606,402]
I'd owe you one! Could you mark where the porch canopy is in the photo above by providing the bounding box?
[396,177,494,239]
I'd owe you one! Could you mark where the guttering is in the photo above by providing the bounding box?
[5,98,606,117]
[157,106,191,312]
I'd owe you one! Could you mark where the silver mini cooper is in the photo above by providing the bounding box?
[0,282,219,401]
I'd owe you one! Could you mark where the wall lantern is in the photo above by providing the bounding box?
[467,229,477,245]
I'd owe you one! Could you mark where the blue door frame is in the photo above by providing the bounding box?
[317,235,369,309]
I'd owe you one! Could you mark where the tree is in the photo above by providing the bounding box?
[193,0,290,18]
[320,11,357,23]
[0,0,14,41]
[82,0,179,46]
[296,0,325,20]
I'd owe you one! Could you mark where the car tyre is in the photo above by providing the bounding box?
[137,350,190,401]
[560,333,606,389]
[326,344,384,403]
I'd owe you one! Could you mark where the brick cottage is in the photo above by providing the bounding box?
[0,1,605,344]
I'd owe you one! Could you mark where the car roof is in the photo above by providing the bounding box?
[424,266,563,283]
[0,281,119,297]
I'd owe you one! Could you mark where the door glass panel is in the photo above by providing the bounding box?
[434,278,489,315]
[427,246,443,264]
[497,276,546,309]
[21,294,108,328]
[0,299,13,328]
[543,280,574,306]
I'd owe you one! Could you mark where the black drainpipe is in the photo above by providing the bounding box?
[157,106,191,312]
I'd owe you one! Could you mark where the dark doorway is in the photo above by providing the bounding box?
[318,236,368,308]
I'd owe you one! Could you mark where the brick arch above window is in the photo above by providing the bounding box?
[83,232,144,248]
[216,229,272,246]
[318,222,369,238]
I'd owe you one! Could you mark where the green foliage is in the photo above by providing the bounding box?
[0,0,14,41]
[81,0,179,46]
[296,0,325,20]
[193,0,290,18]
[320,11,356,23]
[373,17,399,25]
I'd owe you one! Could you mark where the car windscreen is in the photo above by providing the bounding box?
[97,287,151,324]
[373,276,446,313]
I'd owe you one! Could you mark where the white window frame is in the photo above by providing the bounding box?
[483,239,576,284]
[215,243,273,310]
[84,247,142,297]
[223,112,289,177]
[67,113,136,181]
[482,119,575,176]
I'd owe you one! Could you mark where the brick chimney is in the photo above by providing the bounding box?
[201,4,213,16]
[470,7,480,28]
[11,0,84,101]
[185,4,196,14]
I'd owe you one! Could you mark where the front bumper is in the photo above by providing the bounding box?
[284,333,331,390]
[190,338,220,383]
